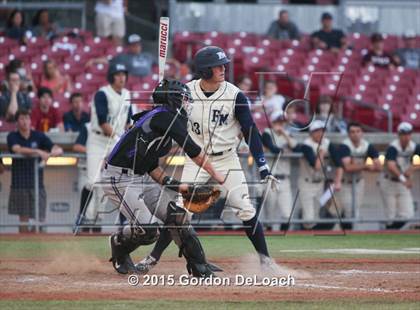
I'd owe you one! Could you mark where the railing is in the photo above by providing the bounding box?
[0,152,419,233]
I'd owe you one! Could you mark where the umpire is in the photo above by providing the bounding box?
[101,79,224,277]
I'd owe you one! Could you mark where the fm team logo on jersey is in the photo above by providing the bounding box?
[212,109,229,126]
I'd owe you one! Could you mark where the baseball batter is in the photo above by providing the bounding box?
[82,63,132,229]
[137,46,281,273]
[102,79,225,277]
[379,122,420,229]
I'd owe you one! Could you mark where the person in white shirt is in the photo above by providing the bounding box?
[95,0,127,45]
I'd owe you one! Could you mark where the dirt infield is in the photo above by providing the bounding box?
[1,246,419,302]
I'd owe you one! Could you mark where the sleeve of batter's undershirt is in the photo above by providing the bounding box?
[126,105,132,125]
[235,92,267,169]
[150,112,201,159]
[94,91,109,125]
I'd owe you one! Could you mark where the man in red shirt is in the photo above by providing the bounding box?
[31,87,63,132]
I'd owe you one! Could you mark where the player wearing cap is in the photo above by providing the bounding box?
[379,122,420,229]
[80,63,132,231]
[335,122,382,229]
[298,120,341,230]
[261,111,299,231]
[137,46,282,274]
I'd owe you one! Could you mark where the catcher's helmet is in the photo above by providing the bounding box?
[107,62,129,84]
[152,79,193,115]
[194,46,230,80]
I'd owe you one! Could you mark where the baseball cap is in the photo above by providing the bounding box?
[270,110,286,122]
[321,12,333,20]
[309,120,326,132]
[397,122,413,134]
[128,34,142,44]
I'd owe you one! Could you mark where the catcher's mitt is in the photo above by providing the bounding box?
[182,185,221,213]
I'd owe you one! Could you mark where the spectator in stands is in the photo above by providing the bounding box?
[379,122,419,229]
[283,103,306,132]
[394,30,420,69]
[0,71,32,121]
[31,87,63,132]
[86,34,157,78]
[237,75,254,106]
[238,75,253,93]
[95,0,127,46]
[5,9,29,44]
[31,9,61,40]
[40,59,72,96]
[6,59,36,93]
[266,9,300,41]
[259,80,286,116]
[111,34,156,77]
[63,93,90,132]
[362,33,398,69]
[7,109,63,233]
[315,95,347,133]
[311,12,347,52]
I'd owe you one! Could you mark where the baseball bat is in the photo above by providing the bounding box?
[158,17,170,82]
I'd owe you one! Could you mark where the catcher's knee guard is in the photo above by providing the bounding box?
[109,223,159,274]
[166,202,222,278]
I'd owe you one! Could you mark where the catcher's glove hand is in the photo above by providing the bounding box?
[182,185,221,214]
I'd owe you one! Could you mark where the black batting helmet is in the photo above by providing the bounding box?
[194,46,230,80]
[107,62,128,84]
[152,79,193,115]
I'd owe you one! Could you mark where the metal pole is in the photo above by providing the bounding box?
[387,110,393,133]
[34,159,40,233]
[228,55,234,82]
[81,1,86,30]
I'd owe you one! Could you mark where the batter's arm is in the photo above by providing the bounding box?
[235,92,270,178]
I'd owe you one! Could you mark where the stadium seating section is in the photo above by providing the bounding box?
[0,29,419,132]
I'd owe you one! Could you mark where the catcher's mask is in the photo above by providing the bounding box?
[152,79,193,117]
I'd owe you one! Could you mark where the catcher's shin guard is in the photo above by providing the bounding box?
[109,223,160,274]
[166,202,223,278]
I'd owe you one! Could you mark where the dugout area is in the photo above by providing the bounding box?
[0,232,419,309]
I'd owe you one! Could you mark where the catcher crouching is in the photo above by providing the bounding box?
[99,79,224,277]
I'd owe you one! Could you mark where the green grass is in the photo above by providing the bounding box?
[1,300,419,310]
[1,234,419,260]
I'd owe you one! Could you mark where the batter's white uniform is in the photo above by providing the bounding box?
[379,139,416,220]
[261,128,297,224]
[335,138,370,218]
[298,137,331,229]
[182,79,255,221]
[85,85,131,220]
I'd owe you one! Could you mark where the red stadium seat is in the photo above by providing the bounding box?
[0,118,16,132]
[0,36,19,56]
